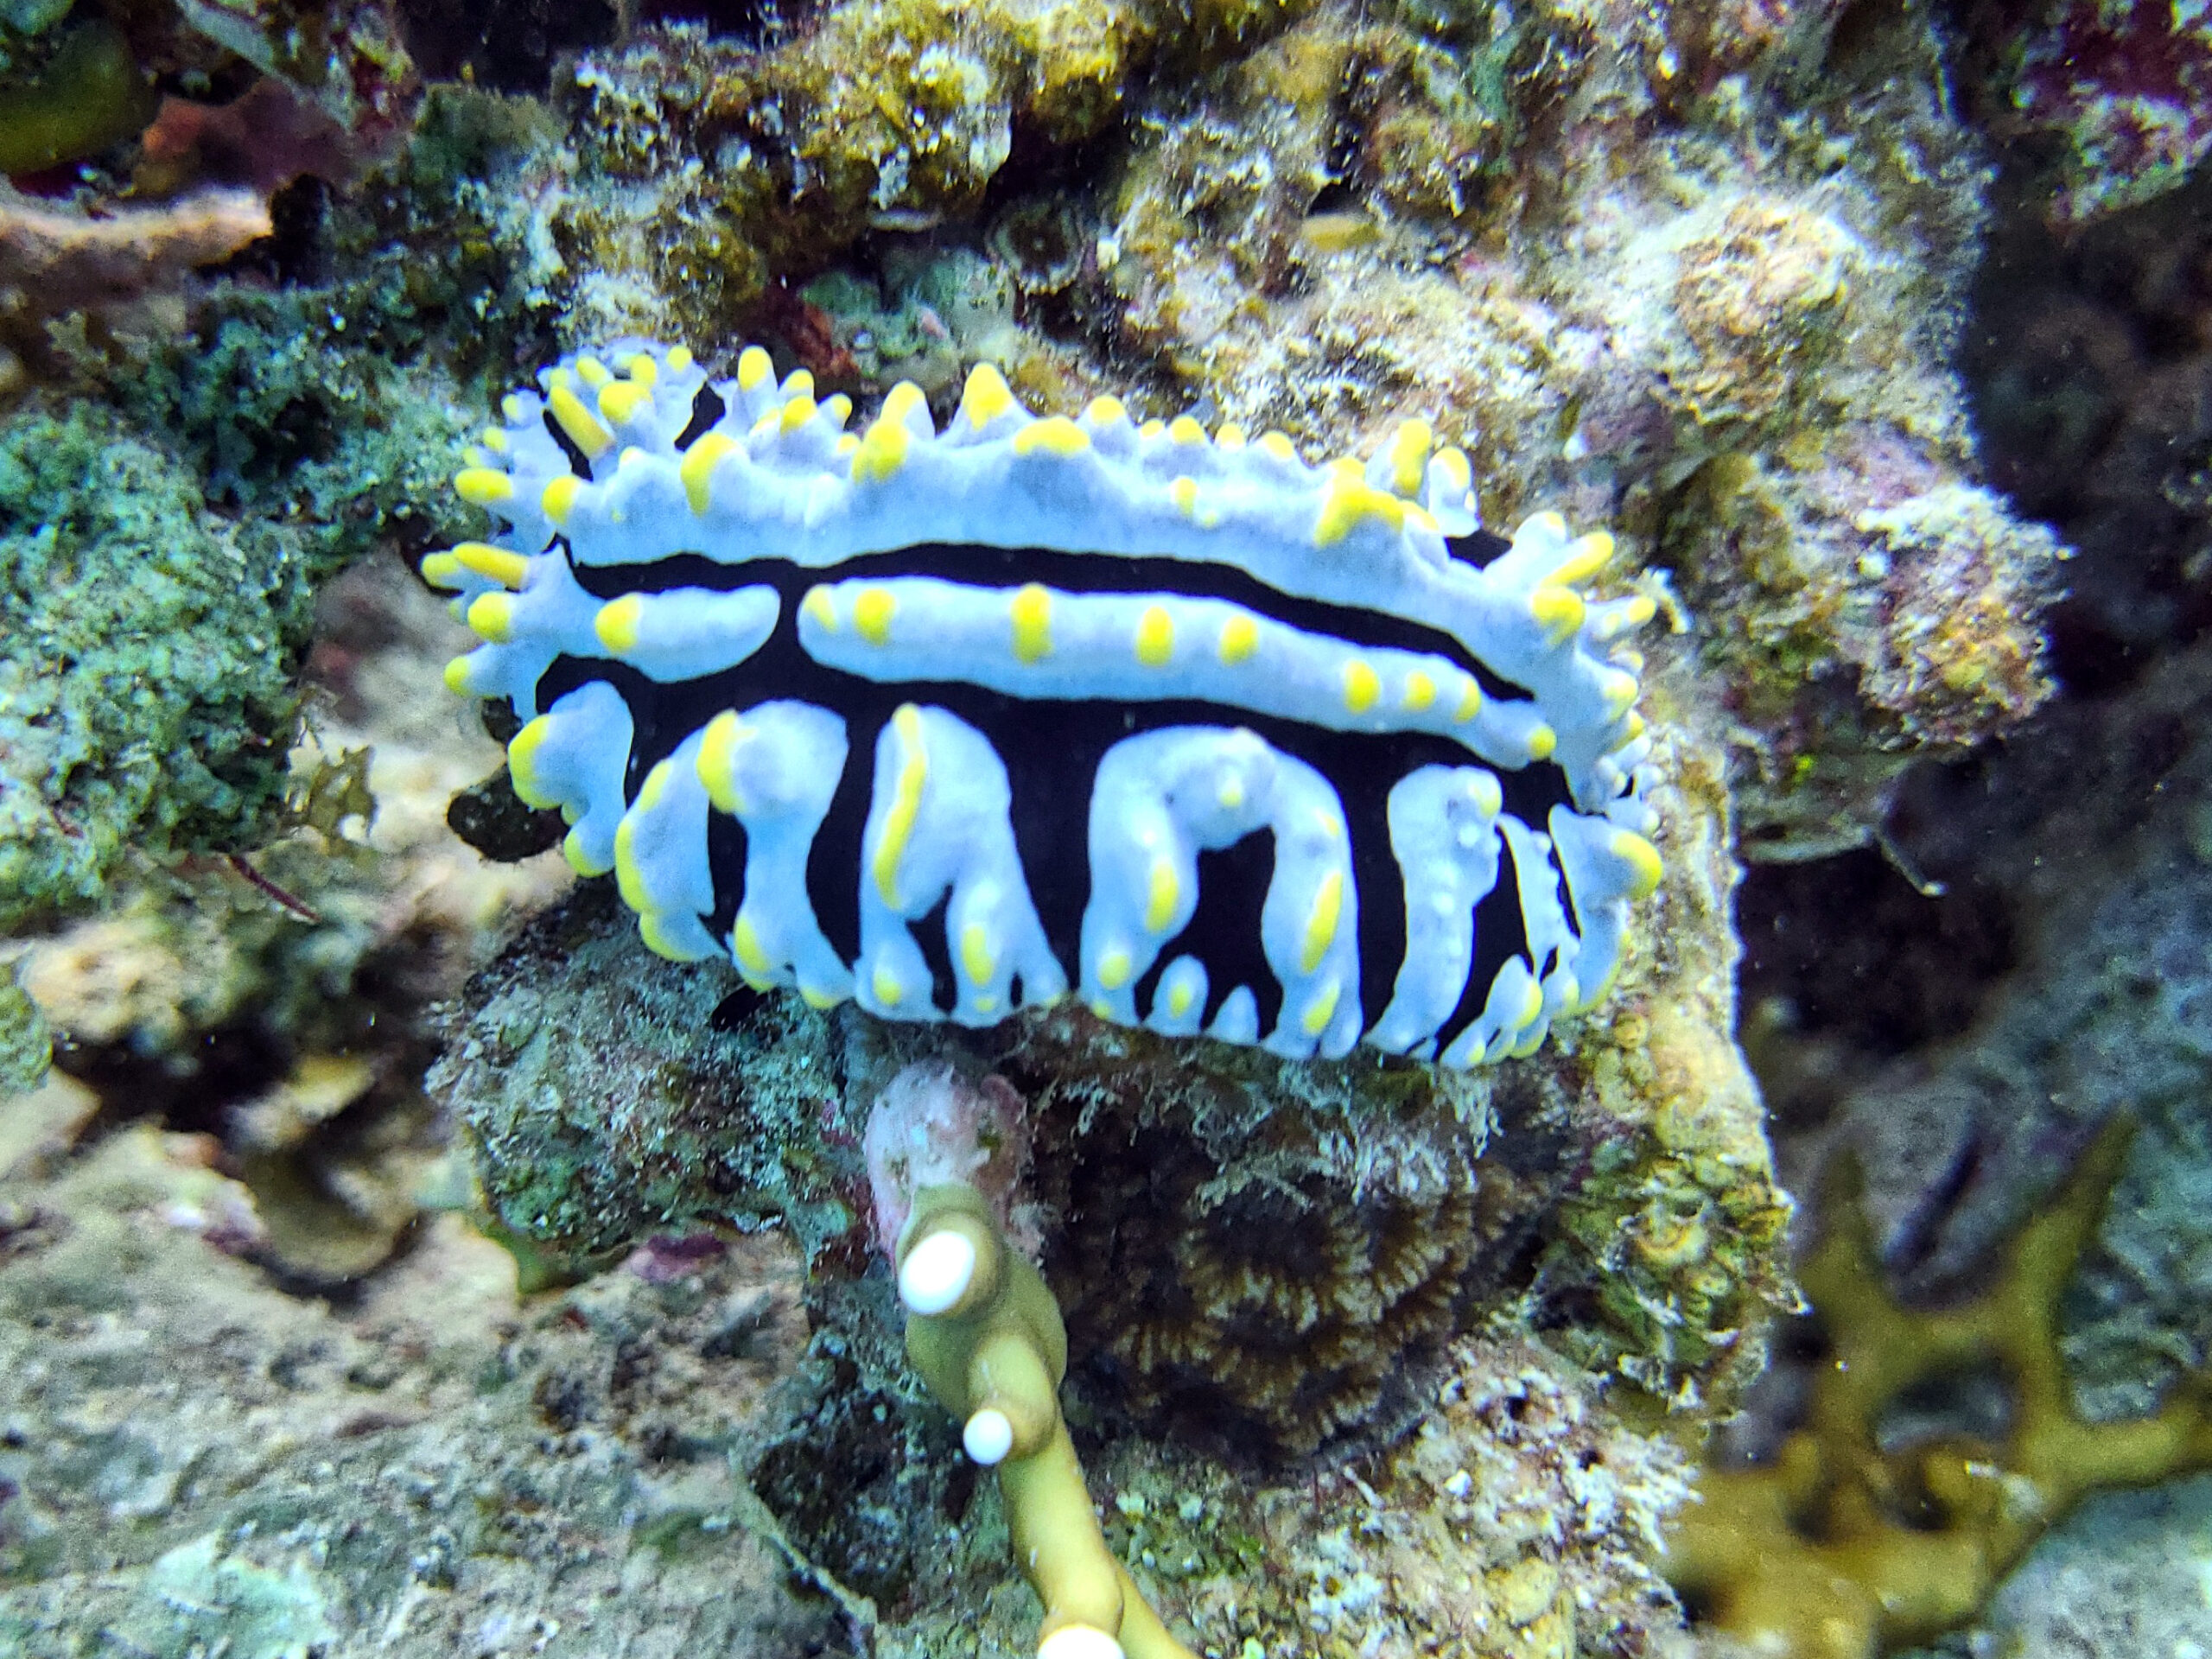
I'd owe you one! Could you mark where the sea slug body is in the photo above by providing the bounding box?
[428,341,1662,1066]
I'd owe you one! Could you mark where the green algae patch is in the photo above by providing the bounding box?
[0,405,303,929]
[0,964,47,1092]
[0,163,500,933]
[0,20,154,176]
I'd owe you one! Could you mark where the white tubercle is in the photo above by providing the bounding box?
[963,1408,1014,1466]
[898,1229,978,1316]
[1036,1625,1124,1659]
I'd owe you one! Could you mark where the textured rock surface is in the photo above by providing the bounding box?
[0,1094,834,1658]
[432,800,1770,1652]
[1714,144,2212,1655]
[1762,641,2212,1427]
[13,557,565,1284]
[1916,1472,2212,1659]
[448,0,2065,857]
[1956,0,2212,229]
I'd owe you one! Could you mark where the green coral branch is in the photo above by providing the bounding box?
[897,1179,1197,1659]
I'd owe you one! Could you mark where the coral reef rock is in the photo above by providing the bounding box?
[1926,1471,2212,1659]
[0,1103,832,1657]
[1783,638,2212,1423]
[499,0,2065,858]
[1960,0,2212,229]
[0,0,2132,1650]
[433,690,1782,1651]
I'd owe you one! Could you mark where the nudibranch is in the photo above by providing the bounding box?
[428,340,1662,1067]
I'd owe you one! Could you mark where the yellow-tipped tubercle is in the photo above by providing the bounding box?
[454,543,530,588]
[1010,584,1053,663]
[1613,830,1663,898]
[455,468,514,506]
[1342,658,1381,714]
[696,710,756,815]
[1013,416,1090,458]
[466,592,515,644]
[550,385,613,457]
[1217,613,1258,665]
[1529,585,1586,645]
[1314,461,1407,546]
[594,594,644,655]
[1552,530,1616,585]
[505,715,554,805]
[855,587,898,645]
[418,551,465,589]
[597,379,652,427]
[961,362,1015,429]
[872,704,928,906]
[851,417,911,485]
[540,474,581,527]
[1389,418,1433,496]
[1300,870,1344,972]
[680,433,741,514]
[1135,606,1174,667]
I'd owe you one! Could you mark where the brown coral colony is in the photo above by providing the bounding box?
[1046,1126,1487,1462]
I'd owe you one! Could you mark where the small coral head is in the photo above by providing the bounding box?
[861,1060,1031,1258]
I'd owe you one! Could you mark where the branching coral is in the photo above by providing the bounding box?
[1664,1118,2212,1657]
[867,1061,1196,1659]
